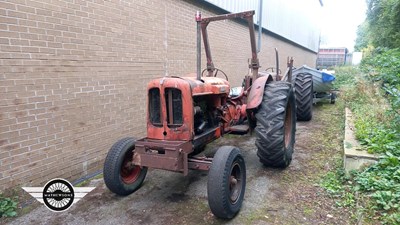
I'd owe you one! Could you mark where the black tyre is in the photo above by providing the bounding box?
[254,81,296,168]
[294,73,313,121]
[103,137,147,196]
[207,146,246,219]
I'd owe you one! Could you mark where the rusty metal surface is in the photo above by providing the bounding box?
[134,138,192,172]
[155,76,230,96]
[200,10,259,78]
[200,22,214,77]
[221,101,245,132]
[186,77,230,95]
[188,156,212,171]
[146,77,193,141]
[201,10,255,22]
[246,73,273,110]
[134,138,216,174]
[243,75,252,90]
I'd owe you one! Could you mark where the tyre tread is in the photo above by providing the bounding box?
[294,73,313,121]
[207,146,246,219]
[254,82,296,168]
[103,137,147,196]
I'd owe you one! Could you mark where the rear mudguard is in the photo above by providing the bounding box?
[246,73,274,131]
[246,74,274,110]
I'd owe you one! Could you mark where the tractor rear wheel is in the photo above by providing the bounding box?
[207,146,246,219]
[103,137,147,196]
[255,81,296,168]
[294,73,313,121]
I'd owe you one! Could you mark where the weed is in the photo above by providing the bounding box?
[320,171,344,196]
[0,193,18,218]
[75,173,104,187]
[333,66,359,89]
[303,206,314,216]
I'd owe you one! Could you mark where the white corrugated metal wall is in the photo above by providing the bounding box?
[205,0,322,52]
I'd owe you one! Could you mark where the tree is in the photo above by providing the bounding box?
[354,21,370,51]
[355,0,400,50]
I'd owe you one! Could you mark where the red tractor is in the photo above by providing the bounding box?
[103,10,296,219]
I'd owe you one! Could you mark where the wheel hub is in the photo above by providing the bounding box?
[120,152,141,184]
[284,102,293,148]
[230,176,238,186]
[229,163,242,203]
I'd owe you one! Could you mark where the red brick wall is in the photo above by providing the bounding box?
[0,0,316,190]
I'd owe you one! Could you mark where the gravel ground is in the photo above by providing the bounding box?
[3,103,350,225]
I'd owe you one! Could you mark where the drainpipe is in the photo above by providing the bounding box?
[257,0,263,53]
[196,11,201,80]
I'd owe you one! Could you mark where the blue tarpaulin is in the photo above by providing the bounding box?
[322,72,335,83]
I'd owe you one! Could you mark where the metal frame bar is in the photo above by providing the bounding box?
[199,10,259,79]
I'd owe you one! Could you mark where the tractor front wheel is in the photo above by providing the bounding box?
[103,137,147,196]
[255,81,296,168]
[207,146,246,219]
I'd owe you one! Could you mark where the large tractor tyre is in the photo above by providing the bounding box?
[254,81,296,168]
[207,146,246,219]
[103,137,148,196]
[294,73,313,121]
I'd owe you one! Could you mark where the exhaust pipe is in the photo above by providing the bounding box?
[275,48,280,81]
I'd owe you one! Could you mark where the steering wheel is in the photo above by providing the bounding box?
[265,67,282,74]
[201,68,228,81]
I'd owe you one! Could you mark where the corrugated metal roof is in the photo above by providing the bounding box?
[204,0,322,52]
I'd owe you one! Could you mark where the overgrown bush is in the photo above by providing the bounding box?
[362,48,400,131]
[339,72,399,156]
[321,63,400,224]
